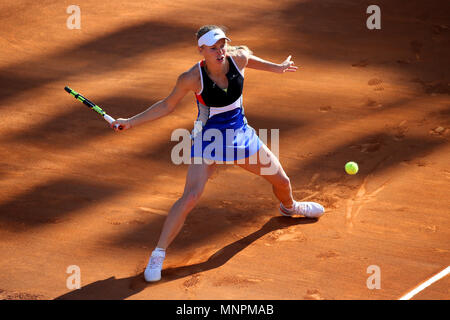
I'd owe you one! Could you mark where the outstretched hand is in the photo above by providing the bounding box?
[278,55,298,73]
[111,118,132,131]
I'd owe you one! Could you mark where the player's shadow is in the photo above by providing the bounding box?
[55,215,317,300]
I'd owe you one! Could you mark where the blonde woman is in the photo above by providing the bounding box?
[111,25,325,282]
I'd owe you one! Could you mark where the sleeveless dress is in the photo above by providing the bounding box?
[191,55,261,161]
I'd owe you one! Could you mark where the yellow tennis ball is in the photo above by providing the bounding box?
[345,161,359,175]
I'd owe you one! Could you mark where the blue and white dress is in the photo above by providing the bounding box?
[191,55,261,161]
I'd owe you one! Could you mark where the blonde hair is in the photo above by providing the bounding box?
[195,25,253,55]
[227,45,253,55]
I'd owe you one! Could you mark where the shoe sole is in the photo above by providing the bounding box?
[279,205,325,218]
[144,275,161,282]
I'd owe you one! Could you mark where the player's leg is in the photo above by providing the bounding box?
[237,143,294,207]
[145,161,216,282]
[237,143,325,217]
[157,161,216,249]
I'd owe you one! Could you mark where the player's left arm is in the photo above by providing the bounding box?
[243,49,298,74]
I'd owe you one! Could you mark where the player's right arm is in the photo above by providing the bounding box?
[111,71,196,131]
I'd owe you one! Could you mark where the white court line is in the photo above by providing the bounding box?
[399,266,450,300]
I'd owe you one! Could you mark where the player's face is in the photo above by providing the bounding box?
[199,38,227,64]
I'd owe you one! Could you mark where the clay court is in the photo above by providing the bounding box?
[0,0,449,300]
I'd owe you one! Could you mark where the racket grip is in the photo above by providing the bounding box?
[104,114,115,124]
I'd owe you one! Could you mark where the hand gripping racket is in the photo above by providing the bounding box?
[64,86,123,130]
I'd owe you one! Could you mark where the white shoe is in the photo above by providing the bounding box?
[144,249,165,282]
[280,201,325,218]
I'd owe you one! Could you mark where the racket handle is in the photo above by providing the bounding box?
[104,114,123,130]
[104,114,115,124]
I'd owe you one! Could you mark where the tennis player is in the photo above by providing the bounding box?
[111,25,325,282]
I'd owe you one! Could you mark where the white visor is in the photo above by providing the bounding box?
[197,28,231,47]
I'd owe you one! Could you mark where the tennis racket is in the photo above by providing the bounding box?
[64,86,123,130]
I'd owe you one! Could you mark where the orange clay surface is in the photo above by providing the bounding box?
[0,0,449,300]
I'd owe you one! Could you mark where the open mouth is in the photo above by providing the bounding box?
[217,56,225,62]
